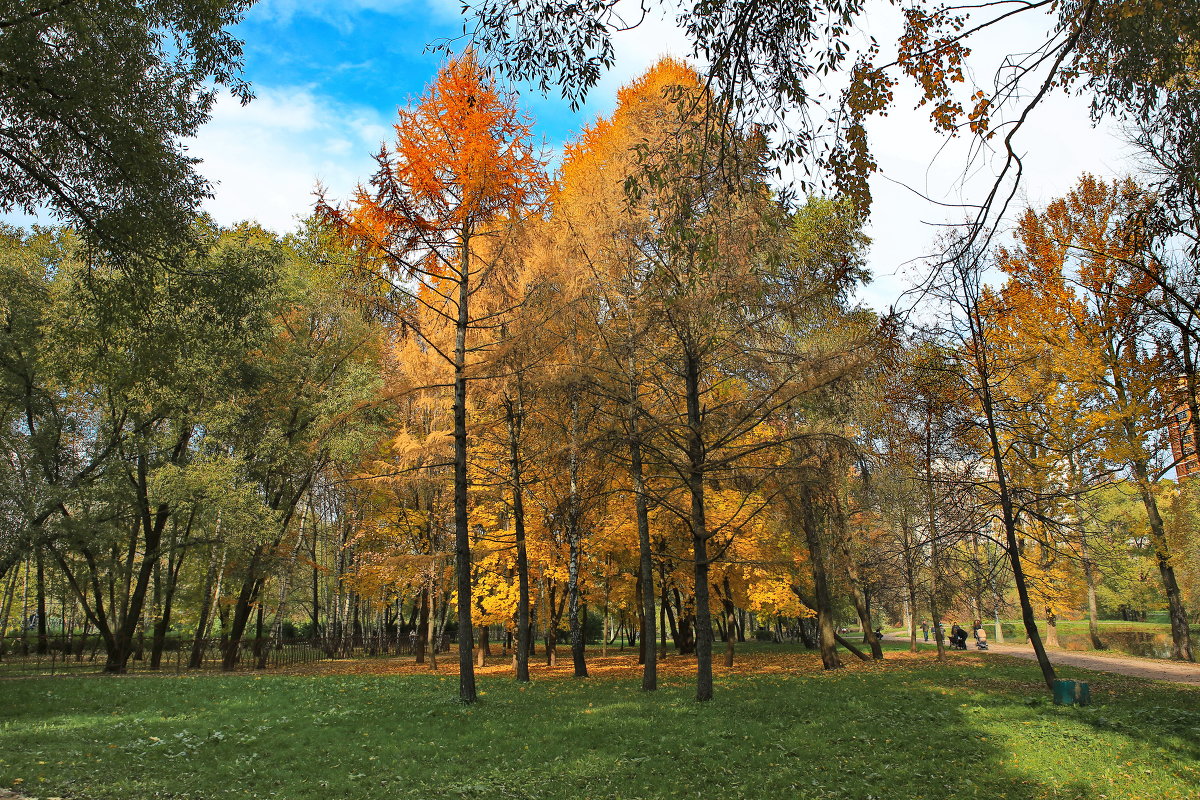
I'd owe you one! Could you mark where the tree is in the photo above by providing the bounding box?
[931,238,1059,691]
[0,0,253,256]
[997,175,1194,661]
[320,54,548,702]
[216,221,384,671]
[0,221,279,672]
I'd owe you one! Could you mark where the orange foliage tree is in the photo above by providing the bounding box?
[319,53,549,701]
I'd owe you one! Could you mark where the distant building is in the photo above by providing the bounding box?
[1166,381,1200,479]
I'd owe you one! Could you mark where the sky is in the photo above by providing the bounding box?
[31,0,1139,311]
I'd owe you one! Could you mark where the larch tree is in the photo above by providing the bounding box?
[319,53,549,702]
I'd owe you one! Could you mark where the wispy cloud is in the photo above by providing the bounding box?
[190,86,391,231]
[248,0,459,31]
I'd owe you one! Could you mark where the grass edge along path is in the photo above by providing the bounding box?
[1,647,1197,800]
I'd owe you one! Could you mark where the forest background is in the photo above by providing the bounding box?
[0,0,1198,710]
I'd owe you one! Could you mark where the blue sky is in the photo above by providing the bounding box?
[189,0,1131,310]
[232,0,596,142]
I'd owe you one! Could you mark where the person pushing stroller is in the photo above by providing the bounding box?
[973,621,988,650]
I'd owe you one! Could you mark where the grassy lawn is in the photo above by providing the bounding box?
[1,646,1197,800]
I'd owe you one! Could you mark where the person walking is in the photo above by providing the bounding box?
[921,621,929,642]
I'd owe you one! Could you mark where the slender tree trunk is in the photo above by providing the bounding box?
[190,538,225,668]
[834,632,871,661]
[566,393,588,678]
[474,625,488,667]
[0,567,19,653]
[1110,339,1195,661]
[970,310,1057,691]
[151,514,191,670]
[222,550,263,671]
[903,531,919,654]
[921,406,949,663]
[720,577,736,668]
[505,395,532,682]
[1080,534,1104,650]
[415,587,429,663]
[659,566,669,659]
[683,349,714,701]
[310,514,321,638]
[109,489,171,670]
[453,229,477,702]
[1045,610,1059,648]
[833,504,882,660]
[428,572,438,671]
[1085,582,1103,650]
[35,549,48,655]
[263,501,309,667]
[627,380,658,689]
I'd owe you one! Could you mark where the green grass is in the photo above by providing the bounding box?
[1,650,1198,800]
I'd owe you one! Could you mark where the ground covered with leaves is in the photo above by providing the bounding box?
[1,644,1197,800]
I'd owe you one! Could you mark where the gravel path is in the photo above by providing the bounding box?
[981,641,1200,685]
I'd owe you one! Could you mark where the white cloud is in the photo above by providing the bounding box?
[575,2,700,119]
[249,0,459,29]
[189,86,391,231]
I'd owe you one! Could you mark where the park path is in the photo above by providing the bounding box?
[979,641,1200,685]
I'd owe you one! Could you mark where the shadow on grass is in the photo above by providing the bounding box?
[1,651,1198,800]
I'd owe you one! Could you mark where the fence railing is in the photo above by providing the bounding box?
[0,634,328,678]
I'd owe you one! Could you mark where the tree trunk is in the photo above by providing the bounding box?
[798,485,840,670]
[189,538,224,668]
[720,577,736,668]
[34,548,48,655]
[970,309,1056,691]
[222,549,263,671]
[1131,459,1194,661]
[905,557,919,653]
[427,576,438,671]
[834,632,871,661]
[452,228,477,702]
[415,586,429,663]
[923,407,948,664]
[1109,333,1194,661]
[505,395,532,683]
[833,504,882,660]
[566,394,588,679]
[261,502,309,668]
[627,390,657,690]
[150,517,189,670]
[683,349,714,701]
[474,625,488,667]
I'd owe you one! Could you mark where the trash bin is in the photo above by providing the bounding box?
[1053,679,1091,706]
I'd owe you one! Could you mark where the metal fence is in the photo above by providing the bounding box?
[0,634,328,678]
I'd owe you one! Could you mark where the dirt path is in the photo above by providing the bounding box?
[980,641,1200,685]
